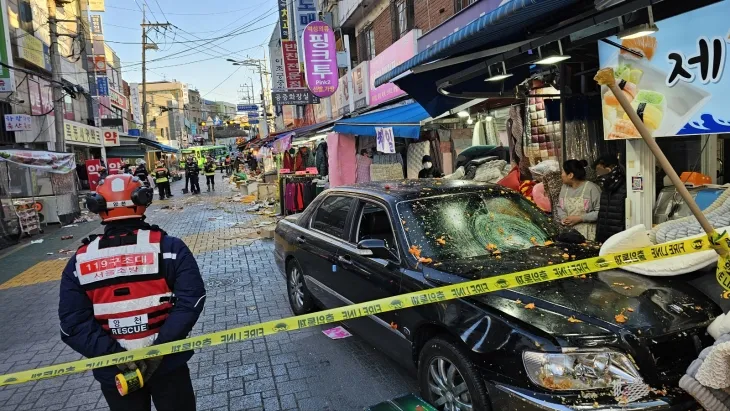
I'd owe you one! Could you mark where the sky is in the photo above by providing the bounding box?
[101,0,281,105]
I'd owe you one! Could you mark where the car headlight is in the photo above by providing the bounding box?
[522,350,642,391]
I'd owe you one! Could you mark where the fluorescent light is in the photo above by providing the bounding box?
[619,23,658,40]
[457,111,470,118]
[485,73,513,82]
[535,55,571,65]
[466,117,474,125]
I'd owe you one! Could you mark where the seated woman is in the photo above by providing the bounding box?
[556,159,601,241]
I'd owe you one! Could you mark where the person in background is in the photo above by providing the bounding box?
[356,149,372,183]
[246,153,258,174]
[556,159,601,241]
[224,155,232,176]
[594,154,627,243]
[99,160,108,179]
[134,160,150,187]
[122,160,132,174]
[152,160,173,200]
[204,156,216,192]
[418,155,444,179]
[185,156,201,195]
[59,174,205,411]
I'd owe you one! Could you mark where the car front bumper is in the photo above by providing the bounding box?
[487,382,698,410]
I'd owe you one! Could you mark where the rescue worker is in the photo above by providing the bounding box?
[152,160,173,200]
[59,174,205,411]
[204,156,216,192]
[134,161,150,187]
[122,160,132,174]
[185,156,201,195]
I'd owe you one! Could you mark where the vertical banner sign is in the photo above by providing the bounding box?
[106,158,122,175]
[0,0,15,92]
[277,0,290,40]
[96,77,109,96]
[282,41,303,89]
[85,159,102,191]
[302,21,338,98]
[269,30,287,92]
[375,127,396,154]
[293,0,317,62]
[90,15,103,35]
[129,83,143,124]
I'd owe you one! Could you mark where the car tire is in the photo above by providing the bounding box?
[286,259,315,315]
[418,336,491,411]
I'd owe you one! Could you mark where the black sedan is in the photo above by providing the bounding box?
[274,180,719,410]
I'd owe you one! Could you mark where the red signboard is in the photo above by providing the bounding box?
[282,40,303,89]
[107,158,123,175]
[85,159,102,191]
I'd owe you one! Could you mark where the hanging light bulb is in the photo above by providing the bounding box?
[467,117,474,125]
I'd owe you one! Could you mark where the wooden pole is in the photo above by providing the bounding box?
[594,68,721,251]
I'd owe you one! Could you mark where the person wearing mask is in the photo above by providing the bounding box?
[185,157,201,195]
[418,155,444,178]
[556,159,601,241]
[594,154,627,243]
[134,161,150,187]
[152,160,173,200]
[59,174,205,411]
[204,156,216,192]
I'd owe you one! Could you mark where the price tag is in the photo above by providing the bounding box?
[279,168,291,174]
[305,167,319,174]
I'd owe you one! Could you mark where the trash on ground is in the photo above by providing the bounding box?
[61,235,73,240]
[207,217,223,221]
[30,239,44,244]
[322,326,352,340]
[46,252,53,255]
[62,224,78,228]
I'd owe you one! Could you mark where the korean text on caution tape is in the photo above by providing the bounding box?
[0,234,721,386]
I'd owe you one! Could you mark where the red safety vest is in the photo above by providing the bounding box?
[75,230,172,350]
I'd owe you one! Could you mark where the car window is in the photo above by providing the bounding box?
[356,202,396,252]
[396,190,558,261]
[312,196,354,239]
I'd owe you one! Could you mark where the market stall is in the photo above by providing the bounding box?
[0,150,80,244]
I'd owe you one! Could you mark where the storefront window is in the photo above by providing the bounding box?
[63,94,74,121]
[454,0,477,13]
[392,0,412,40]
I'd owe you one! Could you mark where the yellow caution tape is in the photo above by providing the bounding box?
[0,234,721,386]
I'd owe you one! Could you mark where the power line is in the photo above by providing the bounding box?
[202,65,243,98]
[107,4,261,16]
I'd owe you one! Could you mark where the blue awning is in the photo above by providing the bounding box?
[374,0,580,88]
[333,103,429,139]
[138,138,179,153]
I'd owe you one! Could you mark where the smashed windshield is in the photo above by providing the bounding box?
[397,190,558,261]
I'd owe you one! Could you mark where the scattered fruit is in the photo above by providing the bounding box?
[525,303,536,310]
[568,316,582,323]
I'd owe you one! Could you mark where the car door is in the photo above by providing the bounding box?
[332,198,411,362]
[294,194,357,308]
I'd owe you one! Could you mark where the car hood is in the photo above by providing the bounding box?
[422,244,720,338]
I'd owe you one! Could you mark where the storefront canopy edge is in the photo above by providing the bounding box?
[374,0,581,88]
[138,138,179,153]
[332,103,429,139]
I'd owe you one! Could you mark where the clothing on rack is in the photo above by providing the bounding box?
[315,142,329,176]
[283,151,294,170]
[283,178,319,214]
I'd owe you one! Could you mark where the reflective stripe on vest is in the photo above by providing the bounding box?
[75,230,172,350]
[154,168,169,183]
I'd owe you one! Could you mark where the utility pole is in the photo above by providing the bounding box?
[141,5,170,139]
[48,0,66,152]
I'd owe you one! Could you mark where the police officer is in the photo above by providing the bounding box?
[185,156,201,195]
[204,156,216,192]
[152,160,173,200]
[59,174,205,411]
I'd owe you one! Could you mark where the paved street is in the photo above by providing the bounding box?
[0,178,417,411]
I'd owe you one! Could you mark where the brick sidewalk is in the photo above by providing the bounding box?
[0,178,417,411]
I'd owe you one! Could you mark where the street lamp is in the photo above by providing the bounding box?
[227,58,270,139]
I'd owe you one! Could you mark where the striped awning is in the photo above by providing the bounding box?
[374,0,580,88]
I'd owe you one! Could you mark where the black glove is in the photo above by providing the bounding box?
[117,357,162,381]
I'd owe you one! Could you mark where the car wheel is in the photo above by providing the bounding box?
[286,259,314,315]
[418,336,491,411]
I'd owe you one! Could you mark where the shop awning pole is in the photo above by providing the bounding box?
[594,68,722,253]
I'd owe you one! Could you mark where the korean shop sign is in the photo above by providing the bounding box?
[282,40,303,89]
[302,21,338,98]
[369,30,418,106]
[293,0,317,62]
[64,120,102,147]
[109,88,128,111]
[598,1,730,139]
[277,0,290,40]
[272,90,320,106]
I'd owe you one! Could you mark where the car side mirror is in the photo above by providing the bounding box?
[357,239,394,260]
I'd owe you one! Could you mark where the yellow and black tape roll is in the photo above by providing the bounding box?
[0,234,723,387]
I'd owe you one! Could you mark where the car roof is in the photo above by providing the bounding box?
[329,179,505,202]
